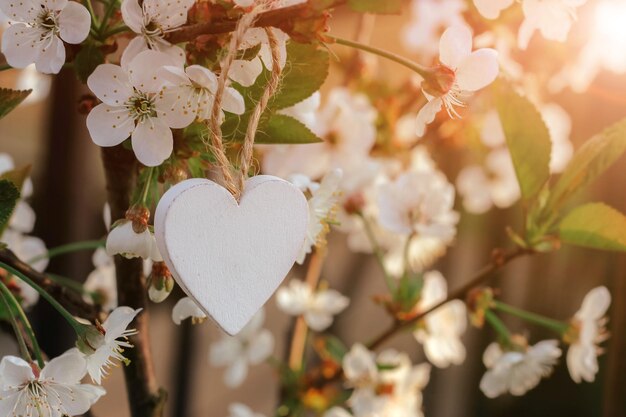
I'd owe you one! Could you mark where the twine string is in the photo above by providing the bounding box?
[207,9,283,201]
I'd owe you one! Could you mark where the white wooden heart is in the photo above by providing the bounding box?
[154,175,308,335]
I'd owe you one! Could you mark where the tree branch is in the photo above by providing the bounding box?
[0,248,99,321]
[164,0,345,44]
[309,247,533,387]
[101,146,167,417]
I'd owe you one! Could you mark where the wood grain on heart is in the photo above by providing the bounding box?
[154,176,308,335]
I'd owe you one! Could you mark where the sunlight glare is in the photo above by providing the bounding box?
[594,1,626,50]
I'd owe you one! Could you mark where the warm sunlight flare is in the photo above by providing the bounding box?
[594,1,626,51]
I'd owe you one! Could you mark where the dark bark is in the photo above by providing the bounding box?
[101,146,167,417]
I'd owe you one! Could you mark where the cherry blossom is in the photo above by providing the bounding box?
[0,0,91,74]
[209,309,274,388]
[276,279,349,331]
[479,339,562,398]
[230,28,289,87]
[120,0,194,68]
[79,306,141,384]
[566,286,611,383]
[0,350,105,416]
[518,0,587,50]
[473,0,513,19]
[294,169,343,264]
[342,344,431,417]
[157,64,245,129]
[172,296,207,325]
[106,220,157,260]
[456,149,520,214]
[413,271,467,368]
[84,248,117,311]
[0,153,46,307]
[403,0,467,59]
[416,25,498,137]
[263,88,378,186]
[86,50,182,167]
[377,169,459,242]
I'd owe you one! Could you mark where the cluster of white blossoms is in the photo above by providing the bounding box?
[478,286,611,398]
[276,279,349,331]
[473,0,587,49]
[0,153,46,307]
[331,344,431,417]
[0,0,91,74]
[0,305,141,415]
[209,309,274,388]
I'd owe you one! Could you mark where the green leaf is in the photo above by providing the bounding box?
[0,88,31,120]
[271,41,329,110]
[394,272,424,312]
[496,81,551,201]
[255,114,322,144]
[0,179,20,236]
[316,335,348,363]
[74,43,105,83]
[547,117,626,213]
[222,41,328,143]
[559,203,626,251]
[0,165,31,192]
[347,0,402,14]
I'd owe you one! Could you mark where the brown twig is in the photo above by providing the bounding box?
[288,249,326,370]
[164,0,346,44]
[101,147,167,417]
[310,247,533,387]
[0,248,99,321]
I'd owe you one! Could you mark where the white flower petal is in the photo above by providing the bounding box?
[105,221,153,259]
[455,48,499,92]
[577,286,611,320]
[223,87,245,115]
[41,349,87,383]
[439,25,473,69]
[87,64,133,105]
[57,1,90,44]
[172,297,206,324]
[102,306,141,342]
[120,36,148,70]
[246,329,274,364]
[121,0,143,33]
[473,0,513,19]
[224,358,248,387]
[87,103,134,147]
[128,50,178,93]
[229,58,263,87]
[34,35,65,74]
[0,0,39,22]
[155,85,197,129]
[0,356,34,388]
[1,24,43,69]
[415,98,442,137]
[131,117,173,166]
[186,65,217,91]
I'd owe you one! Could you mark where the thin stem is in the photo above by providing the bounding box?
[494,301,569,334]
[0,281,44,368]
[485,309,512,345]
[140,167,155,205]
[358,213,395,292]
[27,239,105,265]
[85,0,99,31]
[98,0,118,36]
[328,34,433,79]
[288,249,325,370]
[101,24,132,39]
[402,233,415,276]
[0,262,83,333]
[0,288,33,363]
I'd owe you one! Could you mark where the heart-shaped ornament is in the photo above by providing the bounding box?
[154,175,308,335]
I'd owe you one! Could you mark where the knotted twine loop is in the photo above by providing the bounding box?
[206,8,283,201]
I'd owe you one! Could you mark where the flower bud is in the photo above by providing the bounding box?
[75,323,105,355]
[421,65,456,98]
[125,205,150,234]
[147,262,174,303]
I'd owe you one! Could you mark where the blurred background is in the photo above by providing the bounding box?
[1,1,625,416]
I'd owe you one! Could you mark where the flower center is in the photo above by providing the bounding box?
[36,8,59,35]
[126,91,157,121]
